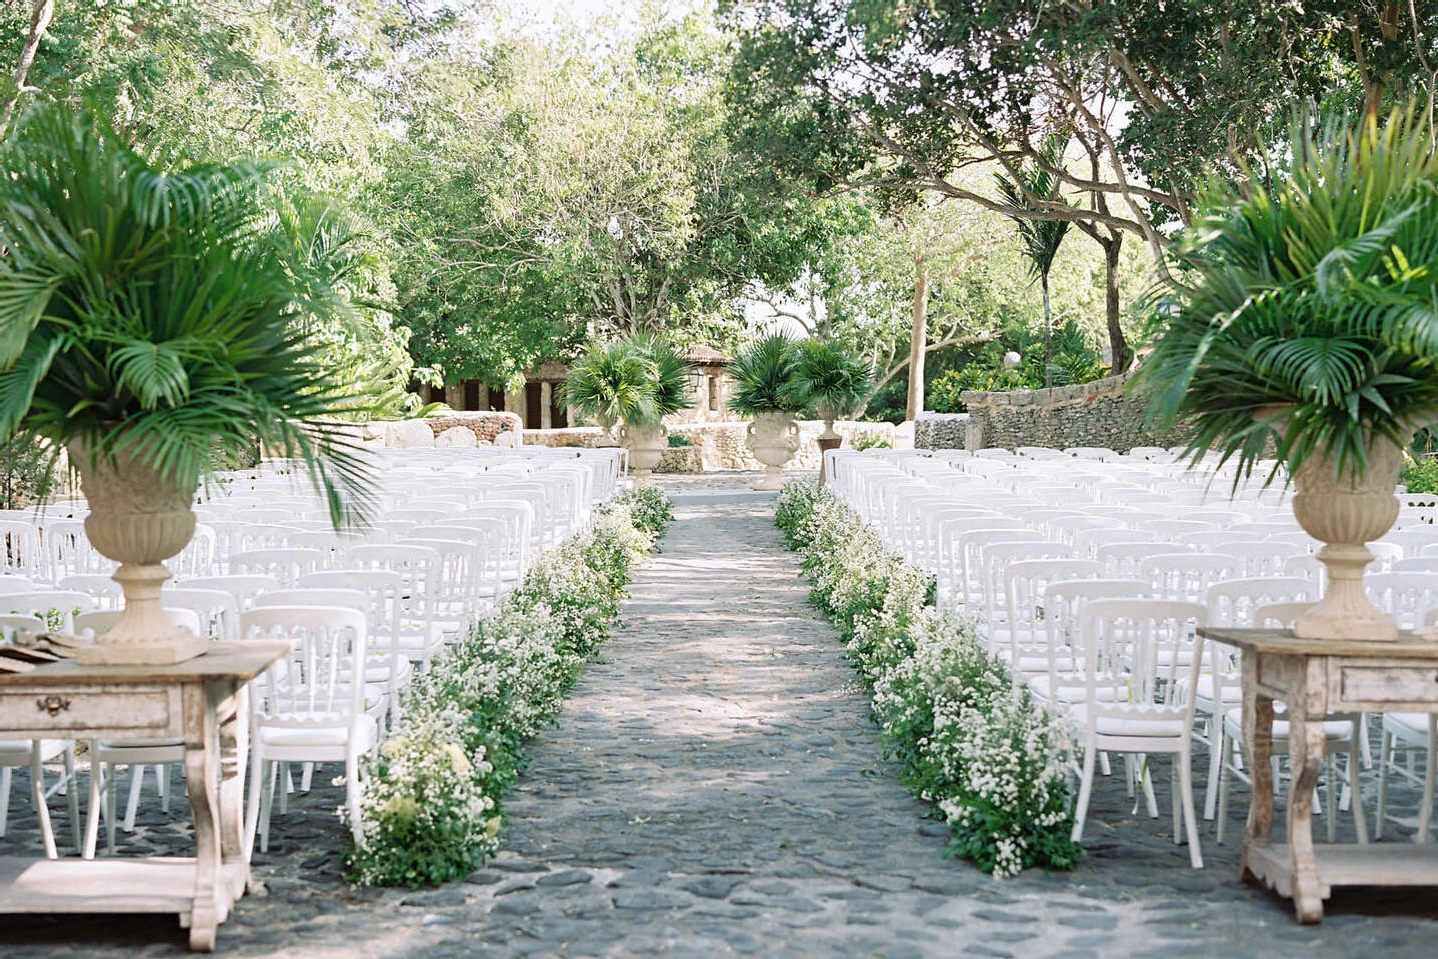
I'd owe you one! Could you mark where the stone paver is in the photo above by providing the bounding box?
[2,494,1437,957]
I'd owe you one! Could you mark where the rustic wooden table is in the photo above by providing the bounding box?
[1203,627,1438,923]
[0,641,288,951]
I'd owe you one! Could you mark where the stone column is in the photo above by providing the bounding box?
[444,383,463,410]
[504,386,525,427]
[697,374,711,415]
[539,381,553,429]
[476,383,490,411]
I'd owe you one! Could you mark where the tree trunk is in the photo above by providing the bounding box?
[906,251,929,420]
[1103,233,1132,374]
[0,0,54,135]
[1040,273,1053,390]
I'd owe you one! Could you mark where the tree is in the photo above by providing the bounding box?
[996,139,1074,388]
[722,0,1436,369]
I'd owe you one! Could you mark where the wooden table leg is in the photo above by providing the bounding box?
[184,683,220,952]
[1287,707,1327,924]
[1241,657,1274,882]
[215,682,250,886]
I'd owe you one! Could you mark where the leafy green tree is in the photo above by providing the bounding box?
[996,139,1075,387]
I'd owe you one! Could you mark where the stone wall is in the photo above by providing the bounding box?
[423,411,521,443]
[523,420,896,472]
[950,374,1190,453]
[914,413,969,451]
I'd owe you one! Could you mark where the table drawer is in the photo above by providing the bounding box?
[1340,667,1438,705]
[0,687,181,738]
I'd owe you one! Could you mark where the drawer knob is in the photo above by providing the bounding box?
[35,695,71,717]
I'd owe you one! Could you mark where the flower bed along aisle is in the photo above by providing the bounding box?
[345,488,674,886]
[775,481,1082,877]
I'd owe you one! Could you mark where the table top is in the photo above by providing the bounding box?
[1199,626,1438,660]
[0,641,290,688]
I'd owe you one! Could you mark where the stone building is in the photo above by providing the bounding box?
[420,347,734,430]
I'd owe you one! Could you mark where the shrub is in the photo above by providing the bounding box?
[776,480,1080,877]
[850,431,893,451]
[345,491,672,886]
[1401,456,1438,494]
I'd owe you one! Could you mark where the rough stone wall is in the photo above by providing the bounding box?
[940,374,1191,453]
[424,410,521,443]
[914,413,969,451]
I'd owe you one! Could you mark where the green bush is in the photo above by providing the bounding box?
[345,490,673,886]
[1402,456,1438,494]
[774,480,1081,877]
[667,433,692,448]
[850,431,893,451]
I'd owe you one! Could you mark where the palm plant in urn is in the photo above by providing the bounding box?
[0,102,376,664]
[1138,107,1438,641]
[729,334,804,490]
[561,334,692,486]
[794,338,872,486]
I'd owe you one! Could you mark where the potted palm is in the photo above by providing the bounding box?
[794,339,872,486]
[560,334,692,486]
[729,334,804,490]
[558,339,652,447]
[1138,107,1438,641]
[0,102,376,664]
[619,334,692,487]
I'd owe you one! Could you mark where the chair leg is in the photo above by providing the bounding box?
[30,744,56,860]
[260,761,275,853]
[0,765,10,837]
[1140,758,1159,818]
[1204,719,1224,821]
[1326,753,1337,844]
[105,762,118,854]
[1351,740,1368,845]
[1071,743,1098,843]
[1099,750,1111,778]
[300,762,314,794]
[123,765,144,833]
[1377,731,1392,841]
[63,746,79,854]
[1217,731,1234,846]
[1179,747,1203,868]
[1171,753,1182,845]
[242,748,266,862]
[1360,712,1374,769]
[158,763,170,813]
[1420,718,1437,845]
[83,748,102,860]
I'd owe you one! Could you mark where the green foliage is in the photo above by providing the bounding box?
[346,492,673,886]
[850,432,893,451]
[774,481,1080,876]
[727,333,804,415]
[667,433,692,448]
[0,100,376,525]
[1137,107,1438,484]
[559,334,693,430]
[1401,457,1438,494]
[0,433,56,509]
[793,338,872,419]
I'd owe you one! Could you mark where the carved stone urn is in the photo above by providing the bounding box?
[592,419,621,449]
[620,422,666,488]
[68,438,207,664]
[1289,431,1407,641]
[748,411,800,491]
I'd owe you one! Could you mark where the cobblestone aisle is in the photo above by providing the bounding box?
[3,494,1437,957]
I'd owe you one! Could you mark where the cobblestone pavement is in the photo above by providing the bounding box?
[3,495,1438,957]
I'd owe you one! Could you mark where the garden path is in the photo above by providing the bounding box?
[3,492,1437,957]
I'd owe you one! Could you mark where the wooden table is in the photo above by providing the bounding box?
[0,641,287,951]
[1203,627,1438,923]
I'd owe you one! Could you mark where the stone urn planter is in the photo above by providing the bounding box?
[748,411,800,491]
[68,439,208,664]
[621,422,667,487]
[1288,431,1408,641]
[592,421,621,448]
